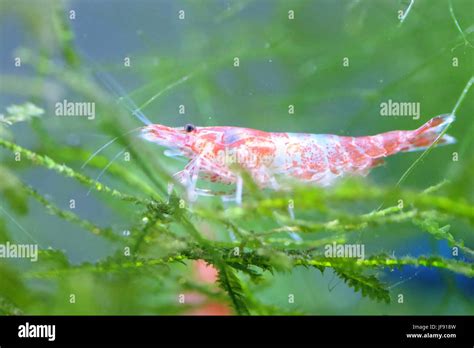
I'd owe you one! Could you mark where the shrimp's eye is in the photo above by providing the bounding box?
[185,123,196,132]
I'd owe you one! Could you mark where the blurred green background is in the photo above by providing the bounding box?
[0,0,473,315]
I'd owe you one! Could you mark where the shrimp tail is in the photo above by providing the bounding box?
[377,114,456,155]
[406,114,456,151]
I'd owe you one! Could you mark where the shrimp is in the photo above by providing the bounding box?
[141,114,456,203]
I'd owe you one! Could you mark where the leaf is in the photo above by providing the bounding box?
[226,262,264,283]
[2,102,44,125]
[0,166,28,215]
[413,216,474,257]
[215,263,250,315]
[413,216,456,244]
[334,268,390,304]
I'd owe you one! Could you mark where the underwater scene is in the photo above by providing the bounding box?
[0,0,473,318]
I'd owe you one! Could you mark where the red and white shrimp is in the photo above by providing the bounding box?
[140,115,455,203]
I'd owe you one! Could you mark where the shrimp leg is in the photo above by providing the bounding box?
[167,170,189,203]
[268,175,301,241]
[169,168,237,201]
[186,157,202,202]
[167,159,201,202]
[221,175,243,205]
[170,156,225,202]
[169,155,246,204]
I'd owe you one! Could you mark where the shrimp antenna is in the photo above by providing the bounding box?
[87,148,126,196]
[92,67,152,126]
[78,50,152,126]
[81,127,142,169]
[76,51,153,168]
